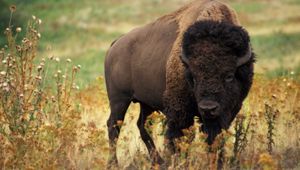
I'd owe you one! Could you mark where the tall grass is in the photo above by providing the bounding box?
[0,6,108,169]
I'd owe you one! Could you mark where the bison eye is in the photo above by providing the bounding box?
[225,74,234,83]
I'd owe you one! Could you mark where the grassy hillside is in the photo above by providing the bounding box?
[1,0,300,86]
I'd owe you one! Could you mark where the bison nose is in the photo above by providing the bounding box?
[198,100,220,118]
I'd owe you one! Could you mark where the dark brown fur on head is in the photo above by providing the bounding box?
[181,20,255,144]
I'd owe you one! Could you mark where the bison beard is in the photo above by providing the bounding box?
[201,99,243,144]
[201,119,222,144]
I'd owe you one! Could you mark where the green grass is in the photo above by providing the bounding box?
[265,64,300,79]
[287,0,300,5]
[231,1,267,14]
[1,0,300,86]
[252,31,300,59]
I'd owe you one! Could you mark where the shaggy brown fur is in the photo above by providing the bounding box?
[104,0,254,166]
[163,0,244,152]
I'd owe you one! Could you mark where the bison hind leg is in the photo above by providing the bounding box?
[107,97,131,168]
[137,103,164,165]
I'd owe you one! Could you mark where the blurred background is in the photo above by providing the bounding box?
[1,0,300,87]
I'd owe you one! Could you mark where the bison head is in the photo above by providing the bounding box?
[181,20,254,144]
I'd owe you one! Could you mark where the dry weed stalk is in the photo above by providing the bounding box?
[264,103,279,154]
[230,114,251,169]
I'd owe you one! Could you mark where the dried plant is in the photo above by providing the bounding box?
[264,103,279,154]
[230,114,251,168]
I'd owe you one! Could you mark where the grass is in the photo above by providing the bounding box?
[1,0,300,84]
[0,0,300,169]
[252,31,300,60]
[0,0,300,87]
[230,1,267,14]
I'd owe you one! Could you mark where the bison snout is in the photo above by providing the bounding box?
[198,100,220,118]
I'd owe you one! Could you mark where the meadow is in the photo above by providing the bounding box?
[0,0,299,169]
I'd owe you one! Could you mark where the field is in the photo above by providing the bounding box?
[0,0,299,169]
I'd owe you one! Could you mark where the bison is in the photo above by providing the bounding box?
[104,0,255,166]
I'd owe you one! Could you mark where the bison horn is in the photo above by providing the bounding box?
[181,50,190,64]
[237,45,252,67]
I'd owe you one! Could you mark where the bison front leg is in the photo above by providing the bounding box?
[163,88,197,155]
[164,113,195,155]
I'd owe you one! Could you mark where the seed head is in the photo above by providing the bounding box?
[16,45,22,52]
[73,66,78,72]
[51,96,56,102]
[32,15,36,20]
[4,28,10,35]
[10,5,16,12]
[16,27,22,32]
[22,38,29,44]
[48,55,54,60]
[35,76,42,80]
[37,65,43,71]
[37,19,42,25]
[0,71,6,75]
[2,82,8,87]
[3,87,9,92]
[24,84,28,90]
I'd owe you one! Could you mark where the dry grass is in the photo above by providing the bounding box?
[76,75,299,169]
